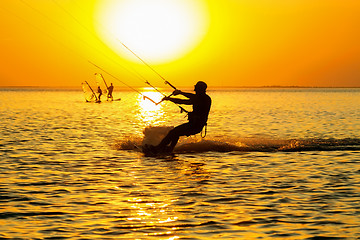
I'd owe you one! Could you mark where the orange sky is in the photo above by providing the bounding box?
[0,0,359,88]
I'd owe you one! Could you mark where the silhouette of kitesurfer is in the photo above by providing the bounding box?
[97,86,102,102]
[148,81,211,154]
[107,83,114,101]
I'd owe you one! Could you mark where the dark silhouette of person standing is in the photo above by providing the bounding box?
[107,83,114,101]
[97,86,102,102]
[150,81,211,154]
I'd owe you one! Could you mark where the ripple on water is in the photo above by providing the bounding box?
[2,147,360,238]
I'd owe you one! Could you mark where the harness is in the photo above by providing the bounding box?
[184,111,208,138]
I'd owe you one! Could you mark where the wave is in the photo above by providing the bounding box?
[114,126,360,153]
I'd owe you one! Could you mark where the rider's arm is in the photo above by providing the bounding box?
[161,90,194,104]
[173,90,195,99]
[166,97,192,105]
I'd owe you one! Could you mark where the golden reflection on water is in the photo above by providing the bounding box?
[136,90,165,125]
[126,196,179,239]
[117,158,181,239]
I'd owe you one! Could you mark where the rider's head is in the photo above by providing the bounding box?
[194,81,207,94]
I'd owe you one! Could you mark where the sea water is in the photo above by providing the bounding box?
[0,88,359,239]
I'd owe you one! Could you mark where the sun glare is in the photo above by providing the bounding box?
[95,0,210,64]
[139,90,163,112]
[136,91,164,124]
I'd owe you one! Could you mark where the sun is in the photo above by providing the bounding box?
[95,0,210,64]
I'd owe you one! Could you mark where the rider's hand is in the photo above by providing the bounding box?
[173,90,182,96]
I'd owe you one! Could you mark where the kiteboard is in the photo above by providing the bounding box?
[141,144,174,157]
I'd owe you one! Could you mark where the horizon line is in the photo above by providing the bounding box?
[0,85,359,90]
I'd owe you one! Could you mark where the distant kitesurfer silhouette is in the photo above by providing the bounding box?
[146,81,211,154]
[107,83,114,101]
[97,86,102,102]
